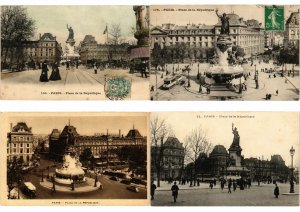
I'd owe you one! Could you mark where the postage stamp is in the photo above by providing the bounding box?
[104,76,132,100]
[265,5,284,31]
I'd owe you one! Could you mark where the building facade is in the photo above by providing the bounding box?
[284,11,299,48]
[209,145,229,177]
[151,136,184,180]
[23,33,62,64]
[151,13,265,58]
[7,122,34,163]
[49,124,147,161]
[78,35,131,64]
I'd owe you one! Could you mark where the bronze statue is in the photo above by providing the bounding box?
[216,9,230,35]
[231,123,240,146]
[66,24,74,41]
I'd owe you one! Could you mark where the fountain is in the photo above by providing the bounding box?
[54,146,86,185]
[201,9,247,96]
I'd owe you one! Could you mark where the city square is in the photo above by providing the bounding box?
[5,113,148,201]
[150,5,299,101]
[0,6,150,100]
[151,112,299,206]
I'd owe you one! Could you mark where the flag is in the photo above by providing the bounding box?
[103,25,107,34]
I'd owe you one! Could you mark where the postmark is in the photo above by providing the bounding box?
[265,5,284,31]
[104,76,131,100]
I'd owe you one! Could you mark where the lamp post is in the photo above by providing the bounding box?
[289,146,295,193]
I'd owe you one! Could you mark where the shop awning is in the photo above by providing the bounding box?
[130,47,149,59]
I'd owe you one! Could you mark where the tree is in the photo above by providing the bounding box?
[185,127,212,186]
[151,116,171,187]
[79,148,93,167]
[1,6,35,70]
[109,23,122,45]
[7,157,24,198]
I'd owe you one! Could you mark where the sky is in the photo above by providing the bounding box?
[152,112,299,167]
[25,6,136,47]
[6,113,148,137]
[151,5,299,27]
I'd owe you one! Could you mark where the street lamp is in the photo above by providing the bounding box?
[289,146,295,193]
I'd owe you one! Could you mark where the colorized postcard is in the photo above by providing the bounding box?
[0,112,149,205]
[149,5,299,101]
[150,112,299,206]
[0,6,150,100]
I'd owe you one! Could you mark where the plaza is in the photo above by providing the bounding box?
[151,181,299,206]
[150,60,299,101]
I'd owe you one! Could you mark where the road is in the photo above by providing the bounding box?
[21,158,147,199]
[1,65,149,100]
[150,62,299,101]
[151,183,299,206]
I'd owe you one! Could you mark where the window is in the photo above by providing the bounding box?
[27,143,30,148]
[20,149,23,154]
[20,143,23,147]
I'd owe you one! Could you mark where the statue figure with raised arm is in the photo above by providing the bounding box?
[216,9,230,35]
[231,123,240,147]
[66,24,74,41]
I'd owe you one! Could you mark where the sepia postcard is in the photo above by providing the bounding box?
[149,5,300,101]
[150,112,299,206]
[0,5,150,100]
[0,112,149,206]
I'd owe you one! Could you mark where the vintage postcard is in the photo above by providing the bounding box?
[0,6,150,100]
[0,112,149,206]
[149,5,299,101]
[150,112,299,206]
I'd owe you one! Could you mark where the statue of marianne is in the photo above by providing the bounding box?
[66,24,74,41]
[231,123,240,146]
[216,9,230,35]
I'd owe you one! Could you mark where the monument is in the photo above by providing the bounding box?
[130,6,149,68]
[62,24,80,63]
[201,9,247,97]
[227,123,249,177]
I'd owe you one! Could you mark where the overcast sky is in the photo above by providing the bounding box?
[152,112,299,167]
[151,5,299,27]
[25,6,136,47]
[6,113,147,137]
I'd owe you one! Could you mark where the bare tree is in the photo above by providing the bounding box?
[109,23,122,45]
[185,126,212,186]
[1,6,35,70]
[151,116,171,187]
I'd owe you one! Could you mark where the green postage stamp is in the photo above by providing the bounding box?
[265,5,284,31]
[104,77,131,100]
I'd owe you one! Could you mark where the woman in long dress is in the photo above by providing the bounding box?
[39,60,49,82]
[49,62,61,81]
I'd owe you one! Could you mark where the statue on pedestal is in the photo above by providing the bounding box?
[216,9,230,35]
[66,24,74,41]
[231,123,240,147]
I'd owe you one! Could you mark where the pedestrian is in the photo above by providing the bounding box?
[221,180,225,190]
[39,60,49,82]
[76,60,79,69]
[94,63,97,74]
[197,178,200,187]
[213,179,217,186]
[266,93,269,100]
[49,62,61,81]
[228,178,232,193]
[268,94,272,100]
[233,180,237,192]
[276,90,278,95]
[151,181,157,200]
[209,181,214,189]
[171,182,179,203]
[273,74,276,78]
[269,74,271,79]
[274,183,279,198]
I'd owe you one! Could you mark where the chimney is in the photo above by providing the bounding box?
[10,123,13,131]
[119,129,121,137]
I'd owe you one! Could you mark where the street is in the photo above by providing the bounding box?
[21,158,147,199]
[151,182,299,206]
[150,61,299,101]
[0,65,149,100]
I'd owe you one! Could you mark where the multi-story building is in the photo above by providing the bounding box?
[284,11,299,48]
[151,13,265,58]
[151,136,184,180]
[7,122,34,163]
[23,33,62,64]
[49,124,147,161]
[209,145,229,177]
[78,35,131,64]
